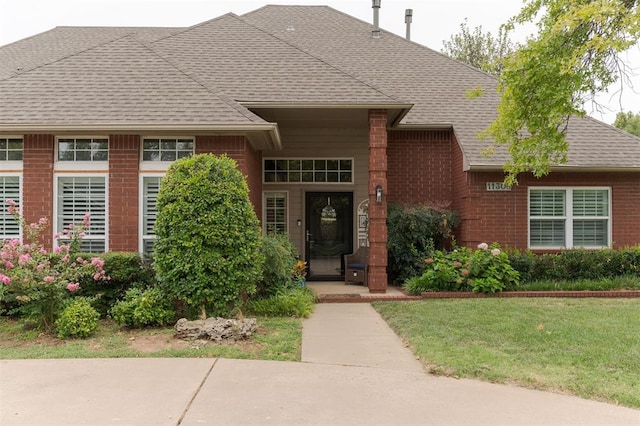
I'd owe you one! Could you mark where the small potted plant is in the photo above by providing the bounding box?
[292,260,307,286]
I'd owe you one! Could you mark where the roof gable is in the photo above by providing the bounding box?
[0,35,265,126]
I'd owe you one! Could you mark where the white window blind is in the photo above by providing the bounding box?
[57,176,107,253]
[529,188,610,249]
[142,176,161,254]
[264,192,287,234]
[0,176,21,240]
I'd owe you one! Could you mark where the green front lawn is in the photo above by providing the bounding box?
[0,316,302,361]
[374,298,640,408]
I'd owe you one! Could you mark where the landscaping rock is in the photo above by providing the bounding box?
[174,317,258,342]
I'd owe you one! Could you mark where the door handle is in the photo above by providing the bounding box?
[306,230,312,242]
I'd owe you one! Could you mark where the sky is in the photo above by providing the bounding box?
[1,0,639,124]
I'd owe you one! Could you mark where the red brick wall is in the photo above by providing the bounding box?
[456,170,640,250]
[368,110,388,292]
[196,135,262,219]
[387,130,453,206]
[23,134,54,248]
[109,135,139,252]
[450,136,471,246]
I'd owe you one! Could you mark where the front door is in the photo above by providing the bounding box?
[305,192,353,280]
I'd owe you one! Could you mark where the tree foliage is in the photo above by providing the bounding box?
[153,154,264,319]
[613,111,640,136]
[442,18,515,75]
[487,0,640,184]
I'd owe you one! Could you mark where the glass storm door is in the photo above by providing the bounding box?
[305,192,353,280]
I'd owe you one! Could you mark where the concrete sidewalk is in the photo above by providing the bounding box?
[1,302,639,425]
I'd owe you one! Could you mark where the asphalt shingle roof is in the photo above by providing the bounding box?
[0,35,266,125]
[0,4,638,169]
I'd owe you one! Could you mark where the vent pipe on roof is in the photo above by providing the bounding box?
[405,9,413,40]
[372,0,381,38]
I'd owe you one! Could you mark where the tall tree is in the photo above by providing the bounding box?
[442,19,514,75]
[613,111,640,136]
[486,0,640,184]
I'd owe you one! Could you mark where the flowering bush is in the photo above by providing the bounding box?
[0,201,109,333]
[404,243,520,294]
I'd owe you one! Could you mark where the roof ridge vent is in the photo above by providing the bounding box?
[372,0,381,38]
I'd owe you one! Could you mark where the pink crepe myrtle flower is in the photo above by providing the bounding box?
[83,213,91,227]
[18,254,31,266]
[53,246,62,254]
[491,248,501,256]
[0,274,10,285]
[37,263,46,271]
[91,257,105,269]
[477,242,489,250]
[93,272,101,280]
[43,276,55,283]
[5,199,16,207]
[66,283,80,292]
[4,261,13,269]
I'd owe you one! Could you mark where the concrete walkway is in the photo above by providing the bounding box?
[1,301,639,425]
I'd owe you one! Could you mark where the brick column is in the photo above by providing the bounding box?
[109,135,140,252]
[368,110,388,293]
[23,134,54,249]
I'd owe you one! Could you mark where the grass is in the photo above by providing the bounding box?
[373,298,640,408]
[517,275,640,291]
[0,316,302,361]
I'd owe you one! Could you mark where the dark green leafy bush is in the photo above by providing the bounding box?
[258,234,299,298]
[404,243,519,294]
[153,154,264,319]
[109,288,175,328]
[508,247,640,283]
[75,252,155,316]
[245,287,316,318]
[55,297,100,339]
[387,203,459,284]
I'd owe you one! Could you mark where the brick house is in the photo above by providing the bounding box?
[1,5,639,293]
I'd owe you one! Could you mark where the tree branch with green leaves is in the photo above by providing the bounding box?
[486,0,640,185]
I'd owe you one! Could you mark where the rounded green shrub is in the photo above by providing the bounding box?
[153,154,264,319]
[109,288,175,328]
[55,298,100,339]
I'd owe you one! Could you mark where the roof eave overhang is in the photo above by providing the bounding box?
[467,164,640,173]
[241,102,414,127]
[0,123,282,150]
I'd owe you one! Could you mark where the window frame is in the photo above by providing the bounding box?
[528,187,612,249]
[0,136,24,170]
[263,158,355,184]
[54,173,109,252]
[139,137,195,171]
[139,173,164,255]
[54,136,109,171]
[263,191,289,235]
[0,173,22,241]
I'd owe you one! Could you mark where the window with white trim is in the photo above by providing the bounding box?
[57,137,108,161]
[529,188,610,249]
[263,192,288,234]
[264,159,353,183]
[0,138,23,161]
[141,176,162,254]
[0,176,21,240]
[142,138,194,162]
[56,176,107,253]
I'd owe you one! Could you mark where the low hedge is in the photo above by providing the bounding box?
[508,247,640,283]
